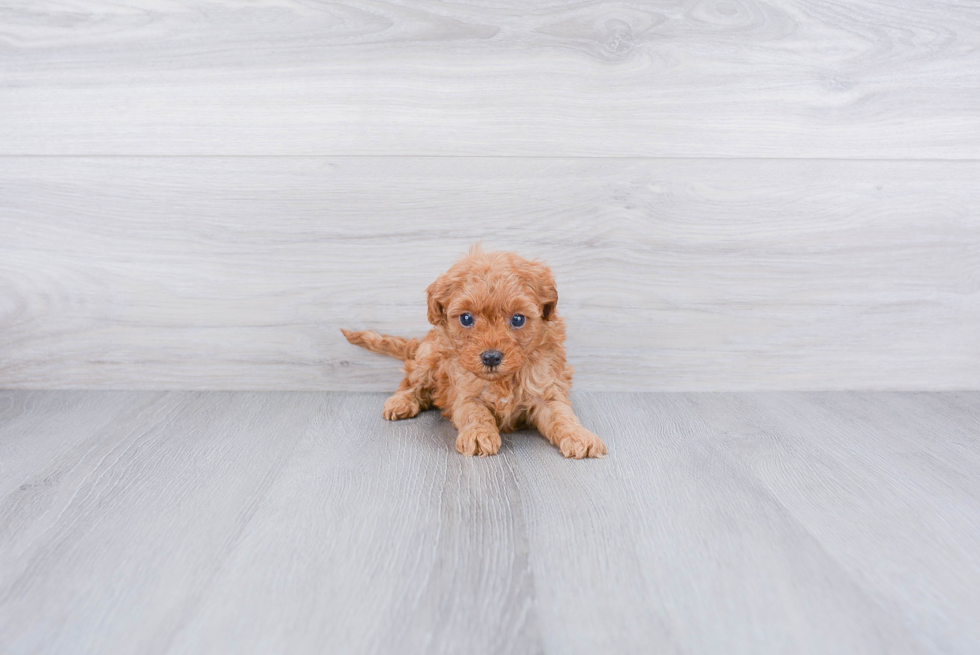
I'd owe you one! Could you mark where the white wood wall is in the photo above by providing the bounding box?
[1,0,978,391]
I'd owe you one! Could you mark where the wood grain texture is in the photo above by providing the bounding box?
[681,392,980,653]
[1,0,979,157]
[2,157,977,391]
[513,392,941,654]
[1,390,978,653]
[0,391,321,655]
[167,394,538,655]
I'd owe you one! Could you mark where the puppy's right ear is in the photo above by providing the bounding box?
[426,272,455,325]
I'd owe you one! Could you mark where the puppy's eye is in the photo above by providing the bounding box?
[459,313,475,327]
[510,314,526,328]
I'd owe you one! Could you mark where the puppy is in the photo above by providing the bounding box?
[342,245,607,459]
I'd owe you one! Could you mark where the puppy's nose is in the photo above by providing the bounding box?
[481,350,504,367]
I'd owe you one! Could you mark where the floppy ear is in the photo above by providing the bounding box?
[426,272,455,326]
[529,263,558,321]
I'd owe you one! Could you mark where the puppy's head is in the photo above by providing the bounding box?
[426,245,559,380]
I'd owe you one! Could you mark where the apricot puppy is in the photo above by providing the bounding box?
[342,246,606,459]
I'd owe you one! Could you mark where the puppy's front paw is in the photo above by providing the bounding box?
[383,393,420,421]
[456,425,502,457]
[558,428,607,459]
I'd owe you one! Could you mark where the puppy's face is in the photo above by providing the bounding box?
[427,249,558,380]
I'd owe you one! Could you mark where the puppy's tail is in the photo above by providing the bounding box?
[341,329,420,361]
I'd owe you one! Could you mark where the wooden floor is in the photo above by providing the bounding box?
[1,391,978,654]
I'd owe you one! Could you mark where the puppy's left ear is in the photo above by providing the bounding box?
[426,272,456,326]
[530,263,559,321]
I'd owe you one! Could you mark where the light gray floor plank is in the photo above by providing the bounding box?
[684,392,980,653]
[1,391,978,654]
[0,391,320,655]
[0,391,167,498]
[2,0,978,157]
[513,393,929,654]
[168,393,537,655]
[3,157,978,392]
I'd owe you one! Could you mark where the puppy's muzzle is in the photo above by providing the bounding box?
[480,350,504,368]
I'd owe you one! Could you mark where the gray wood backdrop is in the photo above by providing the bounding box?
[1,0,978,391]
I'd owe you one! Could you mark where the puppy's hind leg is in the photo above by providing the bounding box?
[383,377,428,421]
[382,341,437,421]
[382,352,435,421]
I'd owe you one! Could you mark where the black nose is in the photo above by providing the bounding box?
[481,350,504,367]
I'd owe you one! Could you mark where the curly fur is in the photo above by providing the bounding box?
[342,245,607,459]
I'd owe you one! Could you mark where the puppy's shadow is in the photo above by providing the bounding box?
[382,406,457,455]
